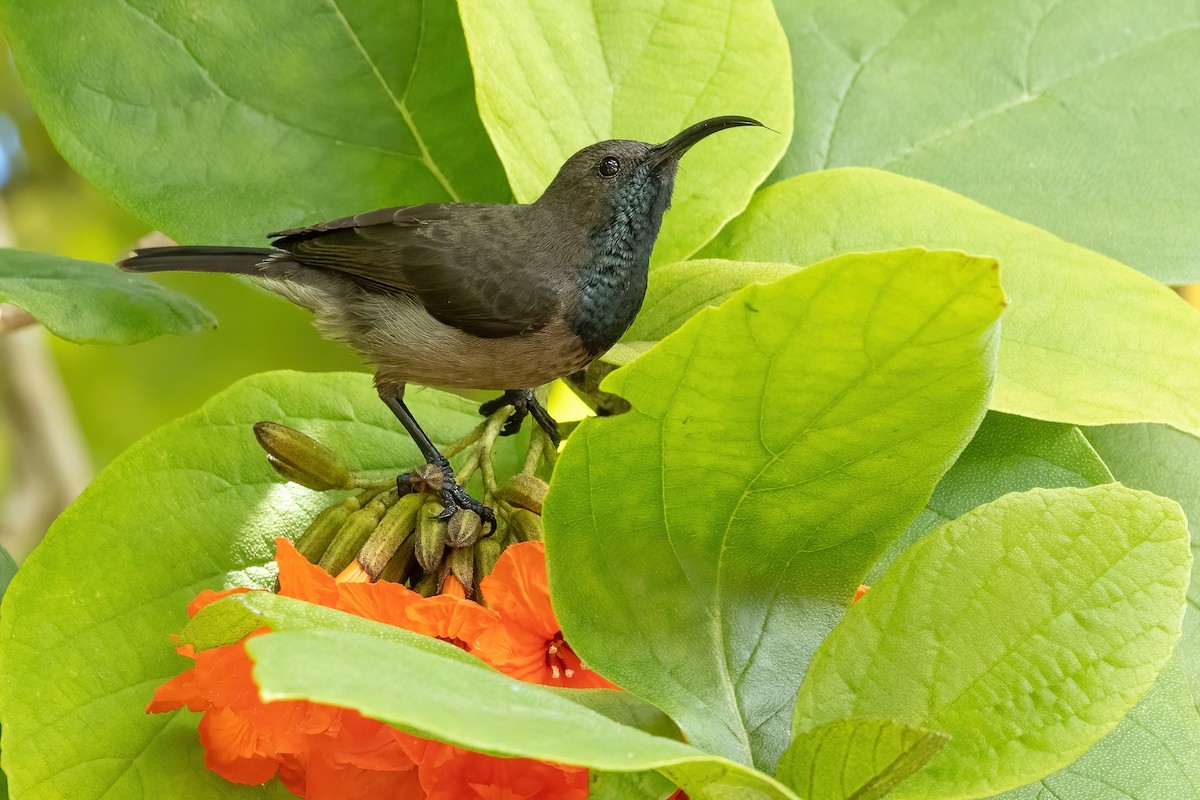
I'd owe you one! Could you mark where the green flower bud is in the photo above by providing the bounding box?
[445,509,483,549]
[317,498,387,575]
[449,547,474,598]
[295,493,361,563]
[377,535,417,584]
[415,499,448,573]
[413,570,439,598]
[473,533,504,584]
[496,473,549,514]
[254,422,355,491]
[507,508,544,543]
[357,493,423,579]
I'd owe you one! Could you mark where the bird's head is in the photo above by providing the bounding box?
[536,115,764,235]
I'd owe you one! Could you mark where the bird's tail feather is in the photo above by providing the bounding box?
[118,246,276,275]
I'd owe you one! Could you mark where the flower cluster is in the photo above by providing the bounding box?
[149,539,612,799]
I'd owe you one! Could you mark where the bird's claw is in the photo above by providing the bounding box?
[395,460,496,533]
[479,389,561,446]
[437,481,497,534]
[500,408,528,438]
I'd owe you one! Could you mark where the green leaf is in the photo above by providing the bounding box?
[869,411,1113,582]
[794,486,1192,798]
[544,248,1003,770]
[771,1,1200,284]
[618,259,795,356]
[701,168,1200,436]
[216,593,800,800]
[457,0,793,263]
[989,660,1200,799]
[590,770,676,800]
[776,719,949,800]
[547,689,683,742]
[183,589,686,738]
[1085,423,1200,708]
[0,371,526,800]
[0,0,509,244]
[0,248,214,344]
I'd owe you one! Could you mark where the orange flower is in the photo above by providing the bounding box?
[418,746,589,800]
[338,579,497,650]
[474,542,616,689]
[853,584,870,603]
[148,579,411,789]
[150,537,596,799]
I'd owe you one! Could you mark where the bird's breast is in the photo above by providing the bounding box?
[566,198,660,355]
[567,251,649,356]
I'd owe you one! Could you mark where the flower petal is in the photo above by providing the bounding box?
[276,537,338,606]
[480,542,557,639]
[146,666,204,713]
[303,751,424,800]
[419,747,587,800]
[198,705,281,786]
[336,579,424,628]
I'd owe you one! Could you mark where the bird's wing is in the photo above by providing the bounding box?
[269,204,560,339]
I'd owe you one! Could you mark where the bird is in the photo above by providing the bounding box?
[119,115,764,528]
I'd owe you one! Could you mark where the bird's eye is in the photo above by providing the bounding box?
[597,156,620,178]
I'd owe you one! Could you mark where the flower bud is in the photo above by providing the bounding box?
[295,493,361,563]
[356,493,423,579]
[415,499,448,573]
[473,534,504,583]
[445,509,483,549]
[317,498,387,575]
[496,473,548,514]
[254,422,355,491]
[413,570,439,598]
[400,462,445,494]
[507,508,544,543]
[448,547,474,598]
[377,535,417,584]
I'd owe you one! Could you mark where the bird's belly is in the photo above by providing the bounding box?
[332,297,592,391]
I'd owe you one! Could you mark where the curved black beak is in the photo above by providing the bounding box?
[648,115,765,168]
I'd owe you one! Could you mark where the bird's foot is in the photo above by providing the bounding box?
[479,389,561,446]
[397,458,496,533]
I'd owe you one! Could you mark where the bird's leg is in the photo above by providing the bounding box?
[478,388,561,446]
[379,389,496,532]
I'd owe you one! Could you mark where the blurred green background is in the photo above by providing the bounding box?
[0,38,366,468]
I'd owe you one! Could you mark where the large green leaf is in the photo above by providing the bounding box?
[772,0,1200,283]
[544,248,1002,770]
[620,258,794,350]
[0,371,526,800]
[190,592,800,800]
[0,248,213,344]
[0,0,509,244]
[184,591,682,742]
[776,719,948,800]
[869,411,1113,581]
[1085,423,1200,708]
[701,168,1200,437]
[794,486,1192,798]
[457,0,792,263]
[990,660,1200,799]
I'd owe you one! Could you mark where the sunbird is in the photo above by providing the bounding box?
[120,115,764,525]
